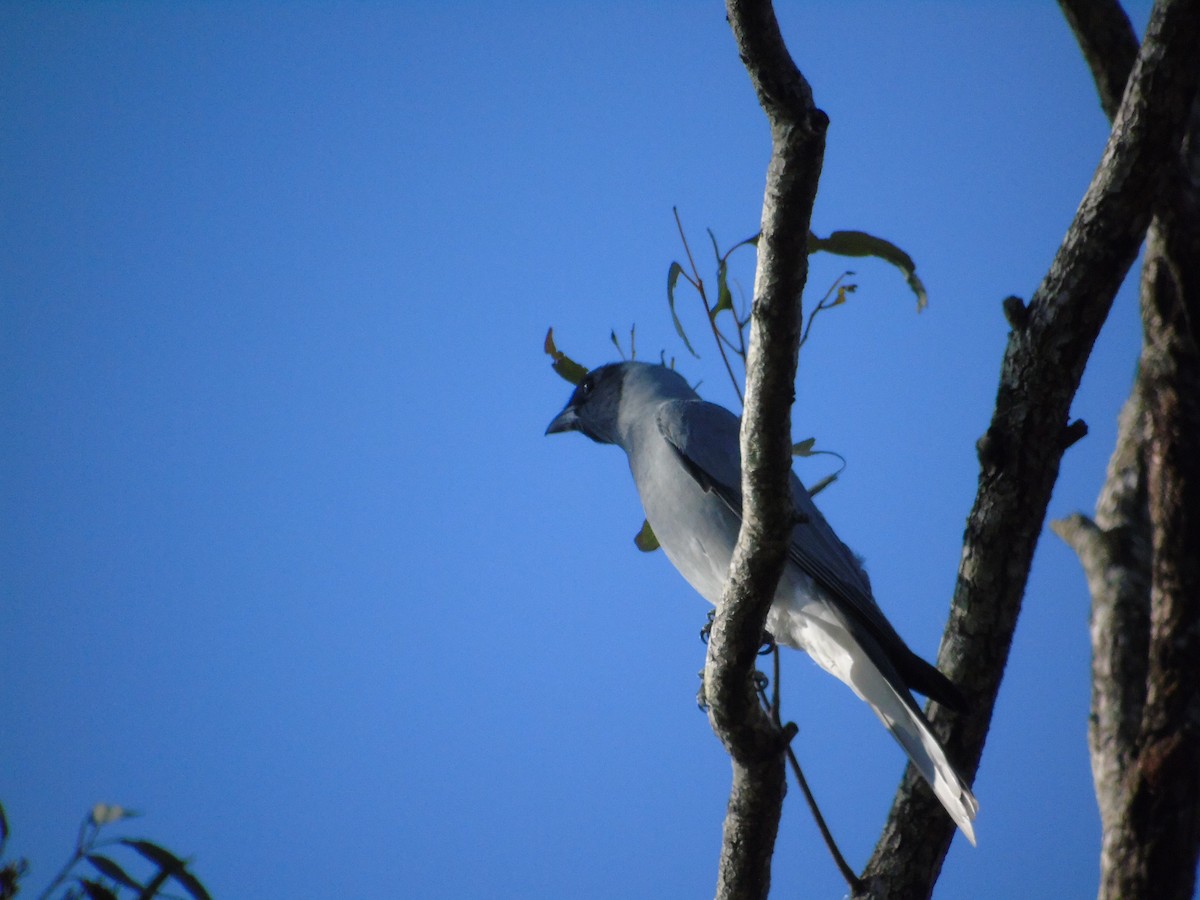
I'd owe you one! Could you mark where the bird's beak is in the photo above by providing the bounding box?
[545,406,580,435]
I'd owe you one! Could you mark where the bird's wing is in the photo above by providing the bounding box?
[655,398,977,840]
[654,399,922,676]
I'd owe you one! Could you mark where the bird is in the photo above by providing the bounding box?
[546,360,978,844]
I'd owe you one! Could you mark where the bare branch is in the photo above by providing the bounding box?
[707,1,827,897]
[1098,91,1200,900]
[1051,394,1152,838]
[1057,0,1141,120]
[1056,4,1200,895]
[856,1,1200,895]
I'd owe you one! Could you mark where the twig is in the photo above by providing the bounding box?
[673,209,745,404]
[755,661,863,891]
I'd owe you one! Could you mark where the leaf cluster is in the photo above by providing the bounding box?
[0,802,211,900]
[545,213,928,548]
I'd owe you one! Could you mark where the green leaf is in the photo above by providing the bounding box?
[87,855,143,891]
[121,840,184,873]
[807,472,838,497]
[792,438,817,456]
[122,840,212,900]
[79,879,119,900]
[667,262,699,358]
[168,865,212,900]
[543,327,588,385]
[808,230,928,311]
[552,357,588,385]
[138,868,171,900]
[711,260,733,321]
[633,520,659,552]
[906,270,928,311]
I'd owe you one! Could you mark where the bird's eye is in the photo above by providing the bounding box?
[580,376,595,396]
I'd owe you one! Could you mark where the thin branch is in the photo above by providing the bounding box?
[799,272,854,348]
[754,677,862,891]
[785,746,862,891]
[673,207,705,291]
[673,211,745,403]
[709,1,827,898]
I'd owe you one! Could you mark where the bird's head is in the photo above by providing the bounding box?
[546,361,696,447]
[545,363,627,445]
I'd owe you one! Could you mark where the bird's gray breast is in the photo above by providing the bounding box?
[627,428,740,607]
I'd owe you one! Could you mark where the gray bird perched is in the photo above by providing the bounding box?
[546,360,978,845]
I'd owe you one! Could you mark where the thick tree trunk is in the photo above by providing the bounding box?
[1053,3,1200,895]
[1107,167,1200,900]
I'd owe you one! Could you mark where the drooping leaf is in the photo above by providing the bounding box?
[707,228,722,261]
[137,868,171,900]
[120,840,184,874]
[79,879,119,900]
[167,865,212,900]
[87,855,143,891]
[792,438,817,457]
[634,520,660,552]
[0,800,8,852]
[906,270,928,311]
[808,230,928,311]
[710,229,756,324]
[667,262,699,357]
[552,357,588,385]
[122,840,212,900]
[807,472,838,497]
[712,260,734,321]
[543,327,588,385]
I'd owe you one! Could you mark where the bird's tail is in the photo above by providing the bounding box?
[851,657,979,845]
[783,613,979,844]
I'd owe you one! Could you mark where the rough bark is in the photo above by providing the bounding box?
[707,2,826,898]
[1056,0,1141,120]
[1052,394,1152,836]
[854,1,1200,897]
[1106,146,1200,900]
[1053,3,1200,896]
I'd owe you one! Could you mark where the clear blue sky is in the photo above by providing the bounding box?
[2,2,1156,897]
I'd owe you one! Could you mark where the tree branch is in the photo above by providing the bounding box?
[707,2,827,897]
[855,1,1200,895]
[1055,4,1200,896]
[1099,92,1200,900]
[1051,394,1152,839]
[1056,0,1141,120]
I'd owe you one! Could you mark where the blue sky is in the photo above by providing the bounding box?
[2,2,1157,897]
